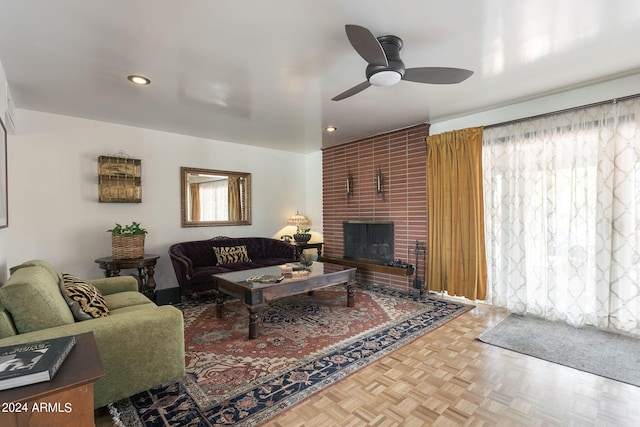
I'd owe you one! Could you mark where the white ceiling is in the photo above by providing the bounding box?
[1,1,639,153]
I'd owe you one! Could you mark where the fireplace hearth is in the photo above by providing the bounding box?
[343,221,394,264]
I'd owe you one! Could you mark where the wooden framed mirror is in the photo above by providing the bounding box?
[181,167,251,227]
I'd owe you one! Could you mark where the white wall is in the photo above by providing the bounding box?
[3,109,320,289]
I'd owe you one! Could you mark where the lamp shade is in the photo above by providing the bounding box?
[287,210,309,227]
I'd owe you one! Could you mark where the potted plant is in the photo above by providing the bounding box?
[108,221,147,259]
[293,227,312,244]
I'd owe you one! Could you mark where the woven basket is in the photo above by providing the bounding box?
[112,234,145,259]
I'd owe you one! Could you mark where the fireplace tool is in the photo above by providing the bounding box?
[411,240,427,295]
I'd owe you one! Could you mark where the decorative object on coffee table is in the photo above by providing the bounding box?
[107,221,147,259]
[298,252,313,267]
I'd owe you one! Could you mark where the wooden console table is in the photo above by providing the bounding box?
[0,332,104,427]
[94,254,159,299]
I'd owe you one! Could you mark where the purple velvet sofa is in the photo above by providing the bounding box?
[169,237,295,298]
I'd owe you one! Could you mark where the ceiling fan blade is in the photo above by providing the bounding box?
[403,67,474,84]
[345,25,388,66]
[332,81,372,101]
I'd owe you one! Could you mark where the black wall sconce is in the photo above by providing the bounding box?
[376,168,384,194]
[346,172,354,199]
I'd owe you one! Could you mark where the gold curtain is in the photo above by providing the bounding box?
[427,126,487,300]
[189,183,201,222]
[228,177,241,221]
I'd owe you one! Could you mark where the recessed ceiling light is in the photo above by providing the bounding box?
[325,126,337,132]
[127,75,151,85]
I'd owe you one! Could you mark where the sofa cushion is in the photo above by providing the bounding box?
[61,273,110,320]
[108,302,158,315]
[103,291,152,311]
[213,245,252,265]
[0,266,75,333]
[9,259,61,284]
[0,306,17,339]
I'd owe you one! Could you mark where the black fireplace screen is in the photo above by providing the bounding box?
[343,221,394,264]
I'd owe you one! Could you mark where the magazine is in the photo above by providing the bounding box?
[0,335,76,391]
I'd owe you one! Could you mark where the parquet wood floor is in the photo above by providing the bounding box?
[95,301,640,426]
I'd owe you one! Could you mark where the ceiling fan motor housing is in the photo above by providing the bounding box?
[366,35,405,86]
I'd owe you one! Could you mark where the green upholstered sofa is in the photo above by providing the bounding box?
[0,260,185,409]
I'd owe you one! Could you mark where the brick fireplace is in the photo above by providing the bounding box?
[322,124,429,292]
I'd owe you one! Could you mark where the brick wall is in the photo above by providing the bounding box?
[322,124,429,292]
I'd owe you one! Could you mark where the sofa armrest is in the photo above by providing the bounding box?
[89,276,139,295]
[0,305,185,408]
[169,245,194,280]
[265,239,296,259]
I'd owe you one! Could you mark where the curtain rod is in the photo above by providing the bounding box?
[483,92,640,129]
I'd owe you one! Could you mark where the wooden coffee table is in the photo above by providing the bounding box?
[212,262,356,339]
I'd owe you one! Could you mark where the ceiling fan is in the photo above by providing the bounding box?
[332,24,474,101]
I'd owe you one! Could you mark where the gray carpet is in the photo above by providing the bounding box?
[478,314,640,387]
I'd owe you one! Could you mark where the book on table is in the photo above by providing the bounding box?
[0,335,76,391]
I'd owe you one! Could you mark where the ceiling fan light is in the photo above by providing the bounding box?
[369,70,401,87]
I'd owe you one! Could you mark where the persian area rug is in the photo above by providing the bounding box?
[478,314,640,387]
[110,286,472,426]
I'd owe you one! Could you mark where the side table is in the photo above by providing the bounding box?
[292,242,323,260]
[0,332,104,427]
[94,254,160,300]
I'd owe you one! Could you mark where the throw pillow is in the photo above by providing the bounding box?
[213,245,252,265]
[60,273,110,321]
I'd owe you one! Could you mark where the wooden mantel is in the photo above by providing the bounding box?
[320,256,414,277]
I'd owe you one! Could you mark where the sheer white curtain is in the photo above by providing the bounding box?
[483,97,640,335]
[200,179,229,221]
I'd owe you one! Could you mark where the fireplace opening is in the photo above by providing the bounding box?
[343,221,394,264]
